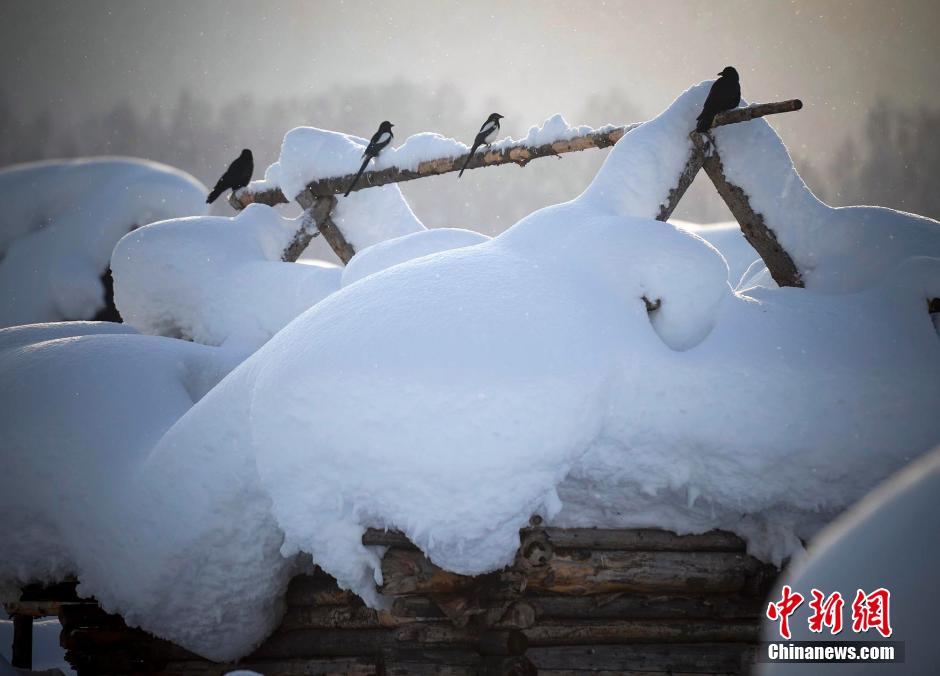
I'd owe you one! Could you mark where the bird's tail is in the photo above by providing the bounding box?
[344,156,372,197]
[206,185,224,204]
[695,113,714,133]
[458,143,480,178]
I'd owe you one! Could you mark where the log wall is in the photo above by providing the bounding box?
[6,525,778,675]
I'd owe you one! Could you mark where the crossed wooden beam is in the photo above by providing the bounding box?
[231,100,804,287]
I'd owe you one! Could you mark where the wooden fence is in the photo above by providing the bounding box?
[229,100,805,288]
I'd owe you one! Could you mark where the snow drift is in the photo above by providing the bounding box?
[2,81,939,661]
[341,227,490,286]
[0,322,242,603]
[670,220,764,288]
[112,204,342,351]
[0,158,206,328]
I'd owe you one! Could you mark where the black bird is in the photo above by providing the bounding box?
[344,121,394,197]
[206,149,253,204]
[459,113,504,178]
[695,67,741,133]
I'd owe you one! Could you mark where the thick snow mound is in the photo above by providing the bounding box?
[97,370,292,662]
[112,204,342,351]
[381,132,468,170]
[580,82,712,219]
[758,446,940,675]
[713,106,940,293]
[503,202,730,352]
[342,228,490,286]
[506,113,599,147]
[0,320,136,351]
[330,184,426,252]
[557,257,940,564]
[249,215,694,597]
[671,220,764,289]
[0,158,206,328]
[262,126,366,199]
[0,323,242,612]
[244,251,939,605]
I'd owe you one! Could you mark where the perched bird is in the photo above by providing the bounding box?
[206,148,253,204]
[695,67,741,133]
[344,121,394,197]
[459,113,504,177]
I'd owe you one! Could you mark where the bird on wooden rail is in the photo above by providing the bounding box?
[344,120,394,197]
[695,66,741,133]
[206,148,253,204]
[459,113,504,177]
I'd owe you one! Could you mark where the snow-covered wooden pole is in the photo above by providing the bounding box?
[655,152,706,222]
[288,193,355,264]
[228,125,635,212]
[693,134,804,287]
[230,100,803,210]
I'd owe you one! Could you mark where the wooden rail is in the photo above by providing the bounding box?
[229,100,803,209]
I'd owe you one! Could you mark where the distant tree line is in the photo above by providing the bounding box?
[801,102,940,220]
[0,86,936,232]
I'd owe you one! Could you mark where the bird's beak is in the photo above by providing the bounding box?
[717,72,722,75]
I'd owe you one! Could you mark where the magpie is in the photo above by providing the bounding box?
[344,121,394,197]
[695,67,741,133]
[206,148,253,204]
[459,113,504,177]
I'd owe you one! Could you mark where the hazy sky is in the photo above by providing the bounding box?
[3,0,939,155]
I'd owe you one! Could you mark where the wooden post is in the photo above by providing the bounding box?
[655,150,705,222]
[289,192,355,264]
[11,613,33,669]
[693,133,804,287]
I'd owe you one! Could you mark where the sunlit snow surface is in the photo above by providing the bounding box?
[1,81,939,660]
[112,204,342,352]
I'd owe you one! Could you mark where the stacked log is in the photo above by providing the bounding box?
[28,570,532,674]
[239,566,533,675]
[373,520,776,674]
[8,525,777,675]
